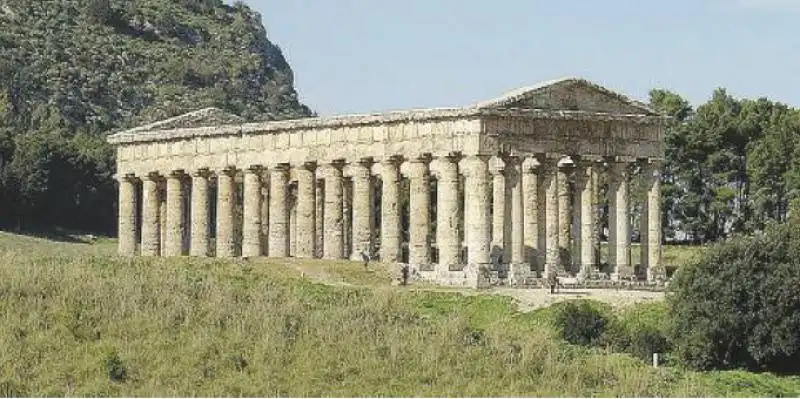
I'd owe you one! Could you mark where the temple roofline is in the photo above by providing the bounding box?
[107,107,668,145]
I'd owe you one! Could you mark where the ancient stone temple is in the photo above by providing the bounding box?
[108,77,668,288]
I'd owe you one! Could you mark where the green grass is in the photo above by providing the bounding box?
[0,232,797,396]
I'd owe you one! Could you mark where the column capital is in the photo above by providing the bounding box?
[460,154,489,177]
[244,164,265,174]
[191,168,212,178]
[293,161,317,172]
[115,173,137,183]
[167,169,187,178]
[144,171,163,181]
[214,166,237,177]
[270,163,291,172]
[488,156,506,175]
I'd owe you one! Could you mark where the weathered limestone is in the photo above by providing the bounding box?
[315,179,324,258]
[436,155,461,268]
[108,77,668,288]
[215,168,236,258]
[608,161,632,279]
[541,157,560,276]
[574,160,597,278]
[522,158,540,267]
[408,157,431,266]
[557,161,571,268]
[507,157,525,264]
[190,170,211,256]
[323,162,345,259]
[464,155,491,265]
[641,161,664,281]
[164,171,186,256]
[117,175,137,256]
[242,167,263,258]
[350,160,373,260]
[268,165,290,257]
[490,158,506,262]
[380,158,402,262]
[141,173,161,256]
[292,163,316,258]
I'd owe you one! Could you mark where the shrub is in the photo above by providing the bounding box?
[669,220,800,373]
[611,302,672,363]
[551,300,613,347]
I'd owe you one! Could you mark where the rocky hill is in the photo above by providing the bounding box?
[0,0,312,232]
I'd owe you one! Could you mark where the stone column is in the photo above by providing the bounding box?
[574,160,597,278]
[490,158,506,263]
[321,162,343,259]
[117,175,137,256]
[260,176,270,255]
[190,170,211,257]
[522,158,540,267]
[608,160,632,279]
[159,189,167,254]
[463,155,491,265]
[343,178,352,258]
[507,157,525,264]
[557,160,572,270]
[540,157,560,276]
[408,157,431,266]
[436,155,460,268]
[290,163,315,258]
[268,165,290,257]
[315,179,324,257]
[164,171,186,256]
[141,173,161,256]
[350,160,373,260]
[380,158,401,262]
[241,167,263,258]
[215,168,236,258]
[641,161,665,281]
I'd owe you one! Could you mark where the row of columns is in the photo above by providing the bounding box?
[117,154,663,280]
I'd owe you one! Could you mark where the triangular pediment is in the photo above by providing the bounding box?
[123,107,245,134]
[473,77,657,115]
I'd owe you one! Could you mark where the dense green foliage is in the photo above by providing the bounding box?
[650,88,800,243]
[668,215,800,373]
[0,0,311,232]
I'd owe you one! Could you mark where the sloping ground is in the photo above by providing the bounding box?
[1,232,798,396]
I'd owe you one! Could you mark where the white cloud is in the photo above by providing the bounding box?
[736,0,800,12]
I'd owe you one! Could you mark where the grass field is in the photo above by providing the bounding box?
[1,231,798,396]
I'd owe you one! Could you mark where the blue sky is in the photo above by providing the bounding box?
[251,0,800,116]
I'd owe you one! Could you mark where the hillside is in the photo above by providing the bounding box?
[0,0,312,232]
[1,232,799,396]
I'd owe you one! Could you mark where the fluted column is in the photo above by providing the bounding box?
[380,158,401,262]
[164,171,186,256]
[507,157,525,264]
[288,163,314,258]
[463,156,491,265]
[141,173,161,256]
[215,168,236,258]
[490,158,506,262]
[641,161,665,281]
[557,160,572,269]
[117,175,137,256]
[408,158,431,266]
[268,165,290,257]
[436,155,460,268]
[350,159,373,259]
[541,157,560,276]
[241,167,263,257]
[522,159,540,267]
[608,160,632,279]
[574,160,597,278]
[323,162,345,259]
[190,170,211,256]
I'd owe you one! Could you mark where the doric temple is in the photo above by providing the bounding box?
[107,77,668,288]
